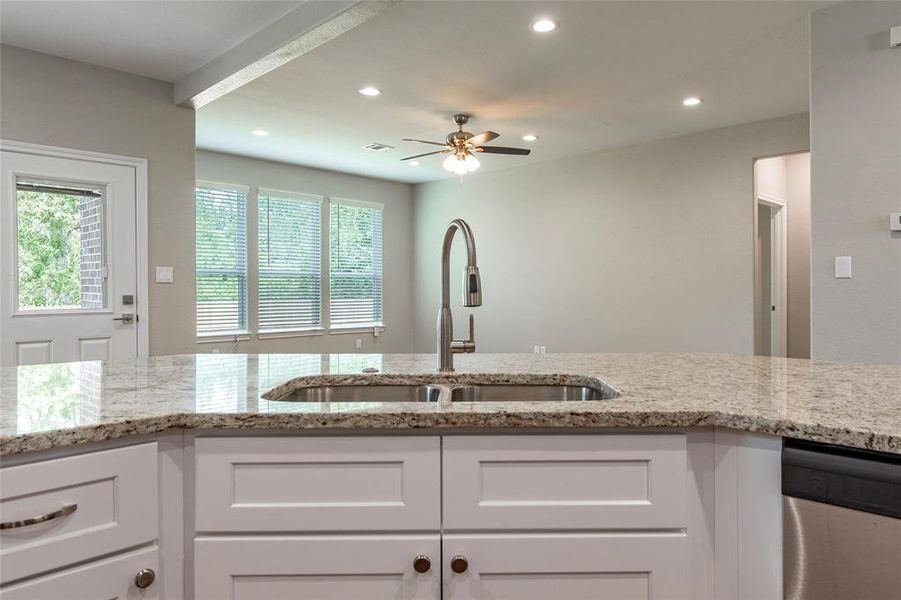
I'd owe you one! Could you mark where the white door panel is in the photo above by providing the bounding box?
[1,150,138,365]
[443,533,688,600]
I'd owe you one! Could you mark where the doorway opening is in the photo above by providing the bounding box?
[753,152,810,358]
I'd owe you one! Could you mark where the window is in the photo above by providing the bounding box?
[258,190,322,333]
[195,183,248,336]
[329,200,384,329]
[15,179,106,311]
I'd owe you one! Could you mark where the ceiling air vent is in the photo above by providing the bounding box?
[361,142,395,152]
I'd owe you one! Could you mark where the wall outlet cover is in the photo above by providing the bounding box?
[155,266,174,283]
[834,256,852,279]
[890,212,901,231]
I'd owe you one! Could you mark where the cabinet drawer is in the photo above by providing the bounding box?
[443,434,687,530]
[195,436,440,532]
[443,533,688,600]
[0,443,158,583]
[0,546,159,600]
[195,535,440,599]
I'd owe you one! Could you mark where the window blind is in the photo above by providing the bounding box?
[258,190,322,332]
[195,183,248,335]
[329,200,384,328]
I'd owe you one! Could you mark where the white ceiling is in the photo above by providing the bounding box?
[197,0,828,183]
[0,0,300,81]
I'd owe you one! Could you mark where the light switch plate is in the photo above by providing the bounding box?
[890,212,901,231]
[835,256,852,279]
[155,266,174,283]
[891,25,901,48]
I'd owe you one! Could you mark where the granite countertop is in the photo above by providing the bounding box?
[1,353,899,456]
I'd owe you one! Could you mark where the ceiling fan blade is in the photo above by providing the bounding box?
[467,131,499,146]
[400,149,449,161]
[402,138,447,147]
[476,146,531,155]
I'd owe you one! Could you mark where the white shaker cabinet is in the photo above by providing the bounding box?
[443,533,687,600]
[193,434,690,600]
[194,535,441,599]
[0,545,159,600]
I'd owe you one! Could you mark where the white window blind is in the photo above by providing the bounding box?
[195,183,248,335]
[329,200,384,328]
[258,190,322,332]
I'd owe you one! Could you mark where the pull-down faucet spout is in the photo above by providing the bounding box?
[438,219,481,372]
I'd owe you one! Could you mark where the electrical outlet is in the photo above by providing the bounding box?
[355,338,363,350]
[533,345,541,354]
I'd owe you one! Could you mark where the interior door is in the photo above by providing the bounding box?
[0,149,138,366]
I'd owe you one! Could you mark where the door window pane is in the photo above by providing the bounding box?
[15,179,106,311]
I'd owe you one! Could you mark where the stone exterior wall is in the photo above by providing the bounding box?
[79,195,104,309]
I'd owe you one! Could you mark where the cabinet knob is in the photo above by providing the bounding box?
[134,568,156,589]
[413,554,431,573]
[450,555,469,574]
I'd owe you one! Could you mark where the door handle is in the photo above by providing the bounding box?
[113,313,135,324]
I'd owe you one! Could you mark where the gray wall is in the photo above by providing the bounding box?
[412,113,809,354]
[785,153,811,359]
[0,45,197,356]
[810,2,901,364]
[195,150,415,354]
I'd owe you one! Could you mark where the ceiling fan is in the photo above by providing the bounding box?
[400,114,531,175]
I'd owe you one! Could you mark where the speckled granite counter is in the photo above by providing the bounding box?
[1,353,899,456]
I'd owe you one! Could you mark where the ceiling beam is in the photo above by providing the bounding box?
[174,0,402,109]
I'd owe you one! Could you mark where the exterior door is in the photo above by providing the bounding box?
[1,149,138,366]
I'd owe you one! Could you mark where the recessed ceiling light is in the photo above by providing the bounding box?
[251,129,270,136]
[358,86,381,97]
[522,134,539,142]
[682,96,703,107]
[409,160,420,166]
[531,19,557,33]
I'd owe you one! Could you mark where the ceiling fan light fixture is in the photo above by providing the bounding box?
[531,18,557,33]
[358,86,381,97]
[409,160,420,166]
[682,96,703,107]
[522,134,539,142]
[443,153,479,175]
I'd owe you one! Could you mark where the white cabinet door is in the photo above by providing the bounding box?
[443,534,688,600]
[195,436,440,532]
[0,546,159,599]
[195,535,440,599]
[0,442,158,583]
[443,434,687,531]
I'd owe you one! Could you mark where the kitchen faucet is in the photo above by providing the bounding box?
[438,219,482,372]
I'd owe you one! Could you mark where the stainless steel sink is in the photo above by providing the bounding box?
[450,384,610,402]
[274,384,441,403]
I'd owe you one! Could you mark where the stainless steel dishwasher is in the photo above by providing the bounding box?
[782,439,901,600]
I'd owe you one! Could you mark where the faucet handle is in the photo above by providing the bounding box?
[450,314,476,354]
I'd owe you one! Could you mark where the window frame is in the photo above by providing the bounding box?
[255,187,325,338]
[13,176,111,316]
[194,180,250,340]
[193,183,388,341]
[327,197,385,333]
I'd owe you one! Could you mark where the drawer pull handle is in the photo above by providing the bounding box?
[134,568,156,589]
[450,555,469,574]
[413,555,431,573]
[0,503,77,530]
